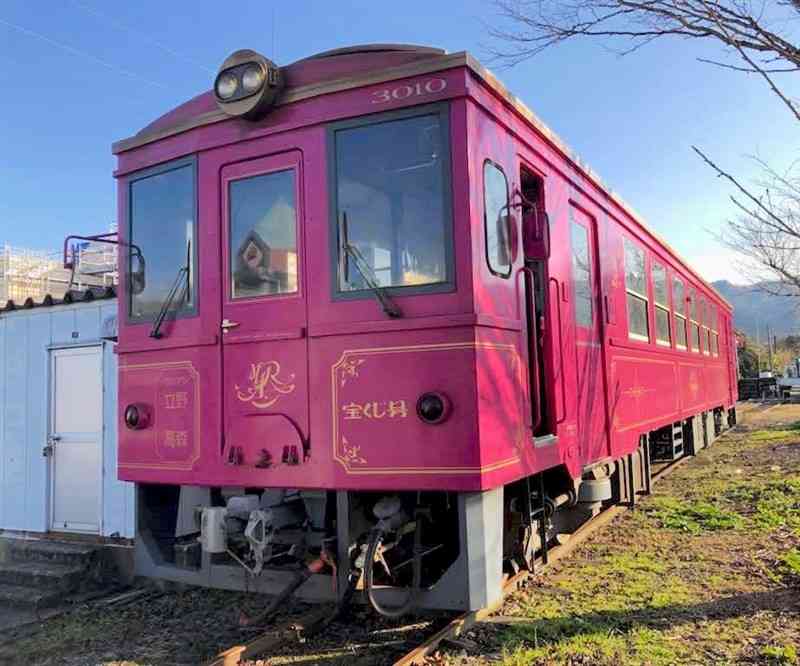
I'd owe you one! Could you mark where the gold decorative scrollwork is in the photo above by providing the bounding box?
[338,358,365,386]
[236,361,296,409]
[341,437,367,465]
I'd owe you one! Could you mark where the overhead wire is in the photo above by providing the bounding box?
[67,0,215,76]
[0,16,169,90]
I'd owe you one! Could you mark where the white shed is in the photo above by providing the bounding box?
[0,290,134,539]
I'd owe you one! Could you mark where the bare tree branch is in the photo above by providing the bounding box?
[697,56,799,72]
[487,0,800,296]
[488,0,800,118]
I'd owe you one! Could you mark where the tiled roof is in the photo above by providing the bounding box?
[0,286,117,315]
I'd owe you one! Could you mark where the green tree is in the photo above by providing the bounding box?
[739,346,759,378]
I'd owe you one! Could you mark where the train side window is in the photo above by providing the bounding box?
[484,161,512,278]
[570,220,593,327]
[711,303,719,356]
[700,296,710,355]
[689,289,701,352]
[673,277,687,350]
[652,262,671,346]
[624,238,649,341]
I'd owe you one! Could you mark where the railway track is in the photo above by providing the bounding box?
[205,455,692,666]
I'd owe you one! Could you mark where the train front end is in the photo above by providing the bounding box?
[113,46,526,612]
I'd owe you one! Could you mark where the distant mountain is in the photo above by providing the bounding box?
[711,280,800,339]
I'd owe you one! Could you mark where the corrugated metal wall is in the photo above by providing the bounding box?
[0,300,134,537]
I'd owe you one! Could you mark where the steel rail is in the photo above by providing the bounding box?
[205,605,333,666]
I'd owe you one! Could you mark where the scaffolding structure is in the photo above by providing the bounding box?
[0,240,116,304]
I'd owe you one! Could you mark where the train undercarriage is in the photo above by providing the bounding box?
[135,406,736,614]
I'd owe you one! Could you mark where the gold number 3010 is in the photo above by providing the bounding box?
[371,78,448,104]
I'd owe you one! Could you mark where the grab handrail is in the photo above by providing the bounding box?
[518,266,542,434]
[549,276,568,424]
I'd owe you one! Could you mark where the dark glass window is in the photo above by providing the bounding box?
[673,276,687,349]
[128,161,195,321]
[571,220,593,327]
[333,112,451,292]
[690,289,701,352]
[675,314,688,349]
[653,262,671,345]
[484,162,512,277]
[624,238,649,340]
[692,323,701,351]
[229,169,298,299]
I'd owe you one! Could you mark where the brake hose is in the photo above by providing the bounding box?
[363,522,422,618]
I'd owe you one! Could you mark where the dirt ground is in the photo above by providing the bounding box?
[1,402,798,666]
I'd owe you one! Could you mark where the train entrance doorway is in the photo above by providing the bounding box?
[519,165,553,437]
[219,150,310,470]
[569,206,609,463]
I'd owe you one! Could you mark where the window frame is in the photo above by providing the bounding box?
[710,302,720,356]
[483,159,513,279]
[125,154,198,324]
[652,261,671,347]
[673,275,687,350]
[689,288,701,353]
[623,237,650,342]
[699,296,710,356]
[227,165,301,302]
[570,217,594,328]
[326,103,455,302]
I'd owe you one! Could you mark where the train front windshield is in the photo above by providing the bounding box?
[331,110,453,294]
[127,160,196,321]
[125,110,456,316]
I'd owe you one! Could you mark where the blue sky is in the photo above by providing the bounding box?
[0,0,797,283]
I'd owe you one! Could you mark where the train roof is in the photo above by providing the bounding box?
[113,43,730,309]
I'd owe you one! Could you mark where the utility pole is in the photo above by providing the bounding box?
[767,325,774,374]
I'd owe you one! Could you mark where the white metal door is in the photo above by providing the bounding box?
[49,346,103,533]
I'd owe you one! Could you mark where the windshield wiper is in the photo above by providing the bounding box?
[340,212,402,318]
[149,241,191,339]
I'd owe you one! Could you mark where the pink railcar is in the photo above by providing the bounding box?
[111,45,737,612]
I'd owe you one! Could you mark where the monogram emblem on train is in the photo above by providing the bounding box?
[235,361,296,409]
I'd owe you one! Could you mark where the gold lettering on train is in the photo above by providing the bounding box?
[341,400,409,420]
[163,430,189,449]
[163,391,189,410]
[236,361,296,409]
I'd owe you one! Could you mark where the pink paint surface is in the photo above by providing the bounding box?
[115,47,736,491]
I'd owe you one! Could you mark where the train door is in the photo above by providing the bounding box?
[726,318,738,403]
[219,150,309,468]
[569,206,609,463]
[519,166,552,435]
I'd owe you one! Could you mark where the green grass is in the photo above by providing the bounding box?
[762,644,799,666]
[500,551,694,665]
[643,497,743,534]
[780,547,800,580]
[500,623,683,666]
[750,430,798,442]
[482,419,800,666]
[725,477,800,535]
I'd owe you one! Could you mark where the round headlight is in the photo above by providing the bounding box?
[214,50,283,119]
[216,72,239,100]
[242,64,265,93]
[124,403,151,430]
[416,392,450,425]
[124,404,140,429]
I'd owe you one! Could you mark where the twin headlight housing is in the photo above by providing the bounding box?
[214,49,282,120]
